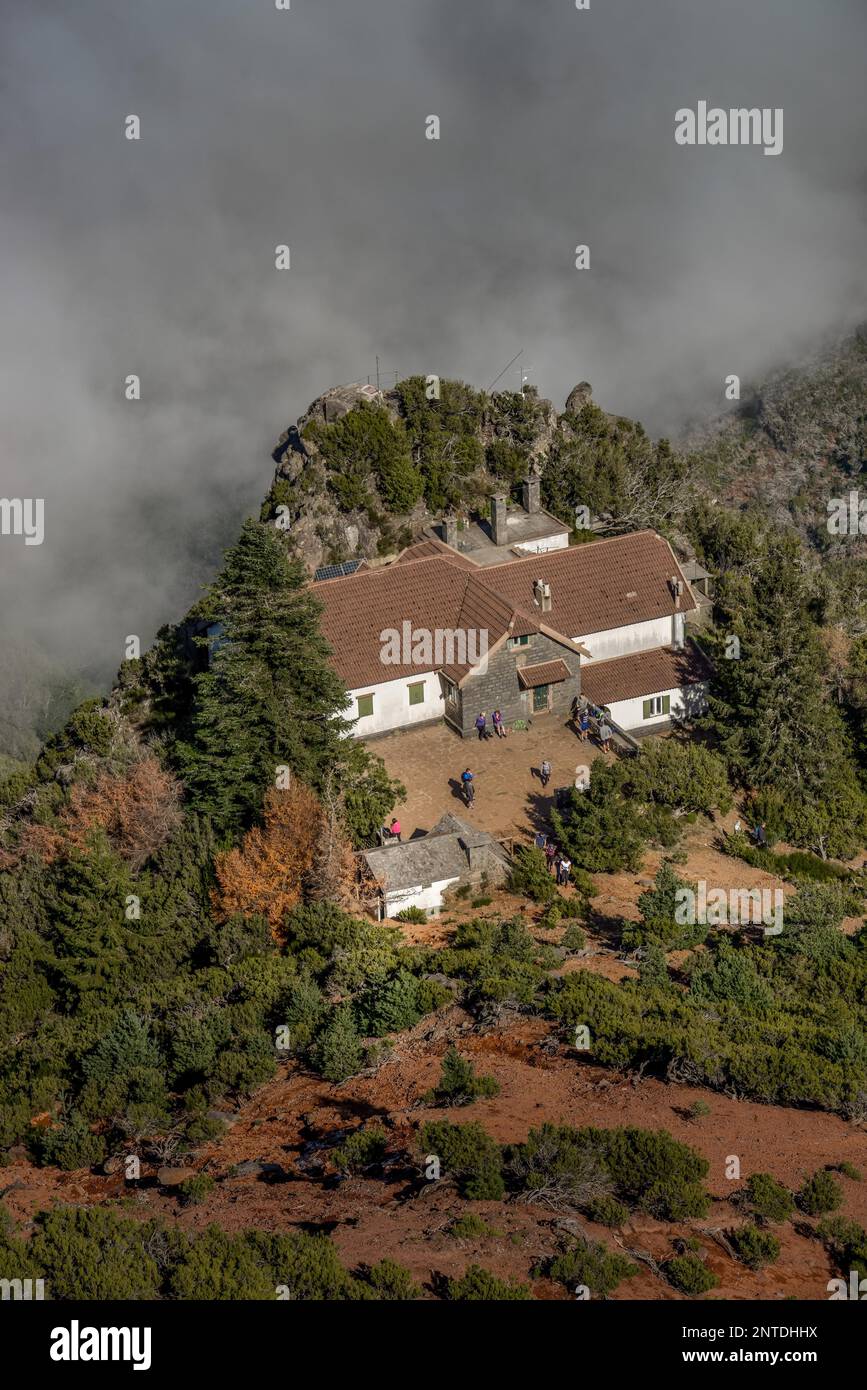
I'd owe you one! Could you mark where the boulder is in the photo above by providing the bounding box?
[157,1166,189,1188]
[234,1159,285,1179]
[565,382,593,414]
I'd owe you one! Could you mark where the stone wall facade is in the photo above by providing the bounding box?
[445,632,582,737]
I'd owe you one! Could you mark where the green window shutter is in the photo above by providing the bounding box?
[408,682,425,706]
[662,695,671,715]
[357,693,374,718]
[642,699,652,719]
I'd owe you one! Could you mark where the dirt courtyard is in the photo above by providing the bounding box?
[366,714,607,840]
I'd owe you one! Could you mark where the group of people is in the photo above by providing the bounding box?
[734,818,768,848]
[534,831,572,885]
[571,698,613,752]
[474,710,507,740]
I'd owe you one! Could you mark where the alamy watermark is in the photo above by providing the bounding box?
[380,622,489,675]
[675,880,784,935]
[0,498,44,545]
[827,491,867,536]
[675,102,783,157]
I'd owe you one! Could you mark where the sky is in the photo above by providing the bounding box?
[1,0,866,688]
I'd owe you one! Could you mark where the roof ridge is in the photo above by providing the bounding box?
[474,527,659,573]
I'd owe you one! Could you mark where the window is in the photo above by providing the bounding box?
[408,681,425,706]
[642,694,671,719]
[357,693,374,719]
[508,635,530,649]
[445,680,458,705]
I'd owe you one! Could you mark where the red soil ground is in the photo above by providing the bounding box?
[5,852,865,1302]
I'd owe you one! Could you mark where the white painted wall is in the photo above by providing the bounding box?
[383,876,462,918]
[606,681,709,732]
[575,615,677,663]
[514,532,569,555]
[348,670,442,737]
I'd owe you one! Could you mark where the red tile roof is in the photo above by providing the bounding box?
[517,660,572,689]
[391,537,476,569]
[313,530,696,692]
[580,641,712,706]
[471,531,696,639]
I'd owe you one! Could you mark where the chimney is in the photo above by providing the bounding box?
[442,514,458,548]
[461,831,491,874]
[533,578,552,614]
[522,476,541,515]
[490,493,508,546]
[670,575,685,650]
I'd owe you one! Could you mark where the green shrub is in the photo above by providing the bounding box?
[798,1169,844,1216]
[29,1207,161,1300]
[448,1213,497,1239]
[355,970,422,1036]
[551,762,646,875]
[542,1238,637,1298]
[178,1173,216,1207]
[312,1004,364,1083]
[838,1162,862,1181]
[505,1123,710,1221]
[361,1258,420,1300]
[730,1224,781,1270]
[333,1124,388,1174]
[586,1195,629,1227]
[445,1264,532,1300]
[818,1215,867,1282]
[30,1113,107,1172]
[414,977,454,1016]
[508,846,558,903]
[395,906,427,924]
[561,923,587,953]
[420,1121,505,1200]
[664,1252,719,1296]
[623,863,707,951]
[746,1173,795,1224]
[424,1047,500,1106]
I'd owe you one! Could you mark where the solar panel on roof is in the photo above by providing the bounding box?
[313,559,363,582]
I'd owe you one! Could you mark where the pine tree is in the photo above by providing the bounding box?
[177,520,352,833]
[314,1003,363,1083]
[705,532,867,856]
[551,761,645,873]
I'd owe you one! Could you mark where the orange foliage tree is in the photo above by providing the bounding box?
[212,783,322,938]
[13,754,182,869]
[62,755,183,868]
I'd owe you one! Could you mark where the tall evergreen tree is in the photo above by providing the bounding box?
[176,521,352,833]
[704,532,867,856]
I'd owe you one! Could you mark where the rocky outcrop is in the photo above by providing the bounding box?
[564,381,593,414]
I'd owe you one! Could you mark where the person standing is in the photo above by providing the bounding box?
[578,709,590,742]
[540,758,551,787]
[461,768,475,805]
[389,817,401,843]
[545,840,557,875]
[558,853,572,886]
[598,720,612,753]
[475,712,487,741]
[492,709,506,738]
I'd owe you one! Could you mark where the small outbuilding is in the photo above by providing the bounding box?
[361,813,510,919]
